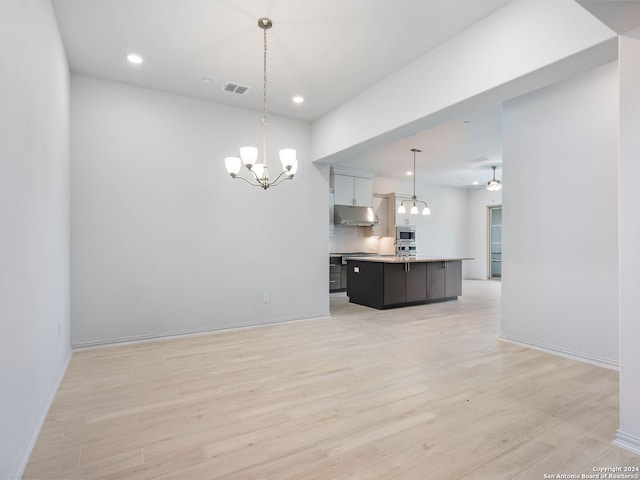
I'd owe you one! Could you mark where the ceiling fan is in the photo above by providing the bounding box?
[486,165,502,191]
[464,165,502,190]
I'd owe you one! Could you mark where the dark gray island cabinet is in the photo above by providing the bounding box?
[346,256,470,309]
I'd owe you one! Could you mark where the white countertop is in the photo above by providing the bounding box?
[345,256,473,263]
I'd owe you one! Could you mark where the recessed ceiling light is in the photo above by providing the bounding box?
[463,120,471,126]
[202,77,212,84]
[126,53,143,64]
[473,181,479,185]
[292,96,304,104]
[406,171,413,176]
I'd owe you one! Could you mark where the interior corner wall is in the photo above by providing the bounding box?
[70,74,329,347]
[501,61,619,367]
[616,26,640,454]
[0,0,71,477]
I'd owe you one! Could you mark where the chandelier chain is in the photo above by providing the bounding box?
[262,23,268,127]
[260,21,268,165]
[411,148,421,202]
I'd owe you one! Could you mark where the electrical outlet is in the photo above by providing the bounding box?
[262,293,270,303]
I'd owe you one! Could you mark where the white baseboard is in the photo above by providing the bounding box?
[614,430,640,455]
[498,334,619,370]
[72,314,331,350]
[12,350,71,480]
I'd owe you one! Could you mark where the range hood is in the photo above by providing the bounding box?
[334,205,379,226]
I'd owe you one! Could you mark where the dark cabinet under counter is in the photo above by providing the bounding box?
[427,260,462,300]
[383,262,427,305]
[329,256,344,292]
[346,256,469,309]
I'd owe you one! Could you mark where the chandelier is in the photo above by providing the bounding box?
[398,148,431,215]
[224,18,298,189]
[486,165,502,191]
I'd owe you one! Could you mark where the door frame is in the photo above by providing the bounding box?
[487,205,502,280]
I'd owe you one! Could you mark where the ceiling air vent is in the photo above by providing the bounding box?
[223,82,249,94]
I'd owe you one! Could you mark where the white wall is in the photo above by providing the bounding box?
[0,0,71,477]
[616,26,640,454]
[466,188,503,279]
[501,62,619,367]
[70,75,329,346]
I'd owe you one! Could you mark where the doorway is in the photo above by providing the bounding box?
[488,206,502,279]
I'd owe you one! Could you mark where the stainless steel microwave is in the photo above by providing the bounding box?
[395,226,416,241]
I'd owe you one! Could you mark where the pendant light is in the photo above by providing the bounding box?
[398,148,431,216]
[486,165,502,191]
[224,18,298,189]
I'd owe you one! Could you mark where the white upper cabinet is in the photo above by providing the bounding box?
[334,174,373,207]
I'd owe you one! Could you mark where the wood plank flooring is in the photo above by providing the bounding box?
[24,280,639,479]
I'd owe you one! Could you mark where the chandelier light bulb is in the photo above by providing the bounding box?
[225,157,241,176]
[397,204,407,214]
[410,205,419,215]
[422,206,431,215]
[239,146,258,167]
[279,148,297,171]
[252,163,263,177]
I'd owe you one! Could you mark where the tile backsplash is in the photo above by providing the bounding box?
[330,225,396,254]
[330,225,380,253]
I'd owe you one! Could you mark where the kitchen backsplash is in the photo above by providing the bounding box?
[330,225,396,254]
[330,225,379,253]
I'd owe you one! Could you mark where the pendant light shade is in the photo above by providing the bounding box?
[239,146,258,167]
[279,149,298,177]
[398,148,431,216]
[224,157,241,175]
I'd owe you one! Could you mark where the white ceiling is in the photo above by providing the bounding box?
[49,0,542,187]
[338,104,504,187]
[52,0,512,121]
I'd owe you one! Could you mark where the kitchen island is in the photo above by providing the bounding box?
[346,256,471,309]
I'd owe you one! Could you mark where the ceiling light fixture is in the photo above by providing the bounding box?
[486,165,502,191]
[224,18,297,190]
[398,148,431,216]
[292,96,304,104]
[126,53,143,64]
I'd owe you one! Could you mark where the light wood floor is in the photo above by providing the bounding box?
[24,280,639,479]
